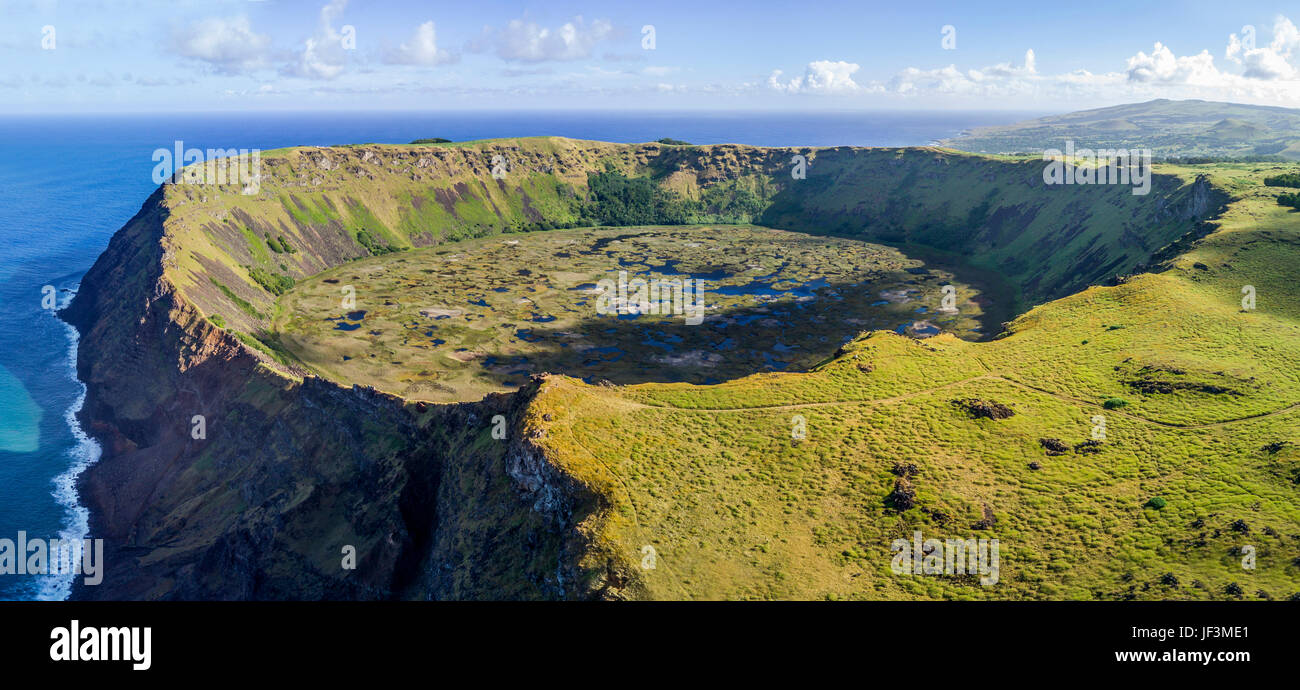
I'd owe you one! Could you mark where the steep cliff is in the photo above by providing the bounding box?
[62,138,1232,600]
[60,191,617,599]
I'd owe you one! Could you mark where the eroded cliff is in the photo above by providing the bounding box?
[62,138,1226,599]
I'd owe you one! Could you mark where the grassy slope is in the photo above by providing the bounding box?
[159,140,1216,345]
[159,137,625,353]
[149,138,1296,600]
[758,147,1221,311]
[524,162,1300,600]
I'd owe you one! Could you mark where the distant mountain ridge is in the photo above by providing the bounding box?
[942,99,1300,160]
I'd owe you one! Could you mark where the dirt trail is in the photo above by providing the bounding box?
[621,373,1300,430]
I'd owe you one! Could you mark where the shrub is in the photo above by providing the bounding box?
[247,267,295,296]
[1145,496,1168,510]
[1039,437,1069,455]
[1103,398,1129,409]
[885,477,915,512]
[1263,172,1300,188]
[264,234,296,254]
[356,227,398,255]
[1075,439,1104,454]
[952,398,1015,420]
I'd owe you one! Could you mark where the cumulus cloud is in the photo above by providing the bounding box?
[1226,16,1300,80]
[974,49,1037,79]
[1113,18,1300,99]
[762,17,1300,106]
[768,60,868,94]
[386,20,454,66]
[768,51,1041,98]
[283,0,351,80]
[474,16,613,62]
[1112,18,1300,95]
[1126,43,1223,85]
[170,15,271,75]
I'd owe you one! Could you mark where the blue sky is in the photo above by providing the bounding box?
[4,0,1300,112]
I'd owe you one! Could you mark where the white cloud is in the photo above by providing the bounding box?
[769,51,1039,98]
[1272,16,1300,55]
[386,21,454,66]
[1119,17,1300,95]
[974,49,1037,79]
[887,50,1037,95]
[1111,18,1300,101]
[478,16,613,62]
[768,60,868,94]
[1226,16,1300,80]
[760,17,1300,106]
[283,0,351,80]
[171,15,271,75]
[1126,43,1223,85]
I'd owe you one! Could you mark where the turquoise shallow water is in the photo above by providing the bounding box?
[0,109,1030,599]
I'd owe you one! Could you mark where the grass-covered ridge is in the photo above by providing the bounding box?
[147,137,1300,600]
[523,160,1300,600]
[156,136,1221,360]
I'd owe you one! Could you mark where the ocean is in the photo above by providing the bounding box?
[0,109,1035,600]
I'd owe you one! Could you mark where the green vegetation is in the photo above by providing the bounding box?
[515,158,1300,600]
[264,234,297,253]
[247,266,295,296]
[582,170,774,227]
[209,278,265,320]
[582,170,690,225]
[656,138,692,146]
[1263,172,1300,187]
[1278,192,1300,210]
[410,137,452,144]
[944,98,1300,160]
[151,136,1300,600]
[274,226,987,402]
[231,330,296,366]
[280,194,338,227]
[355,227,399,255]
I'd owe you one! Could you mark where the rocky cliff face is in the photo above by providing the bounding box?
[61,138,1223,600]
[61,188,616,599]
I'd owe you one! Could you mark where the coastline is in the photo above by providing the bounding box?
[38,287,102,601]
[52,138,1227,600]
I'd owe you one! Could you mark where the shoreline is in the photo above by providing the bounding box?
[38,286,102,601]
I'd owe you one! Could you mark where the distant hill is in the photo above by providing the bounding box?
[943,99,1300,160]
